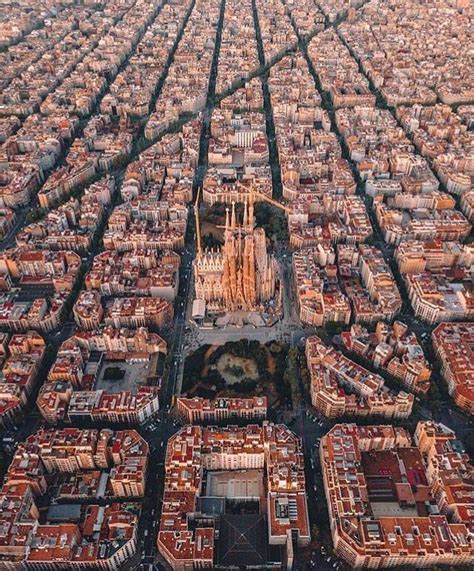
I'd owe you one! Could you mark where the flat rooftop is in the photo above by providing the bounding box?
[206,469,264,499]
[94,359,150,394]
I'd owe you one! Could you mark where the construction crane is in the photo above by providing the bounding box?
[235,181,292,214]
[196,181,292,239]
[194,186,202,257]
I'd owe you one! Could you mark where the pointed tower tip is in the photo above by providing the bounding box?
[249,199,255,227]
[225,207,230,231]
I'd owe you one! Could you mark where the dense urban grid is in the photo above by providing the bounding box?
[0,1,472,570]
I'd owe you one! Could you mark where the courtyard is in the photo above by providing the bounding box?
[95,359,151,394]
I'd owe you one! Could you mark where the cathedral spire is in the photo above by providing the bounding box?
[238,225,242,262]
[225,207,230,233]
[231,200,236,229]
[243,199,248,228]
[249,195,255,228]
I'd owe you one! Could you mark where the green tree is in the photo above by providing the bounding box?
[311,524,321,543]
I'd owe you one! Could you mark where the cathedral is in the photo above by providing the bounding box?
[193,199,279,314]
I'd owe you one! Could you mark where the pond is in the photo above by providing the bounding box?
[215,353,259,384]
